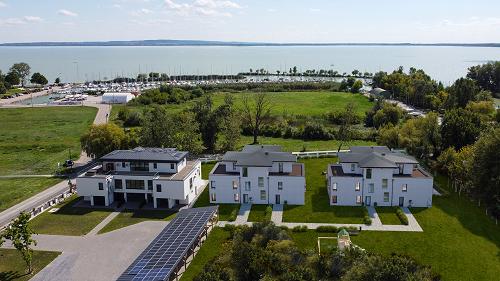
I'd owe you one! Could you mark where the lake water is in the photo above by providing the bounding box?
[0,46,499,85]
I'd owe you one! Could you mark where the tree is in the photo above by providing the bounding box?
[171,111,204,154]
[30,72,48,85]
[242,93,273,144]
[446,78,479,108]
[5,71,20,87]
[3,212,37,273]
[336,103,357,151]
[441,108,482,150]
[55,77,61,84]
[217,94,241,152]
[0,82,6,95]
[377,125,401,149]
[350,80,363,93]
[9,63,31,87]
[140,106,175,147]
[467,61,500,95]
[193,95,219,152]
[81,123,129,158]
[373,103,403,128]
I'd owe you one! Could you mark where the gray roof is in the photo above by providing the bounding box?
[339,146,418,168]
[100,147,188,162]
[222,145,296,167]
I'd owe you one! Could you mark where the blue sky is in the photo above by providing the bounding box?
[0,0,499,43]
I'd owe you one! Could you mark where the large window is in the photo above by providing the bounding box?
[355,181,361,191]
[98,182,104,190]
[356,196,362,204]
[211,193,216,202]
[332,182,337,191]
[130,162,149,172]
[148,180,153,190]
[234,193,239,202]
[369,183,374,193]
[402,184,408,192]
[156,184,162,192]
[278,182,283,190]
[260,190,266,200]
[278,163,284,173]
[170,163,175,170]
[211,181,216,189]
[245,181,251,191]
[366,168,372,179]
[242,167,248,177]
[382,179,388,189]
[332,195,338,204]
[232,180,238,189]
[351,163,355,171]
[126,180,145,190]
[384,192,390,202]
[121,162,126,168]
[258,177,264,187]
[115,179,122,189]
[153,163,157,169]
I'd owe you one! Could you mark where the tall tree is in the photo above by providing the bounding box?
[441,108,482,150]
[217,94,241,152]
[140,106,173,147]
[81,123,129,158]
[446,78,479,108]
[30,72,48,85]
[242,93,273,144]
[192,95,219,152]
[337,103,358,151]
[3,212,37,273]
[471,128,500,207]
[4,71,20,87]
[171,111,204,154]
[9,63,31,87]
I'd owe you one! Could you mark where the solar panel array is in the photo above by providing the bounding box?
[117,206,218,281]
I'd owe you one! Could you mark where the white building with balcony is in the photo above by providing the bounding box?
[209,145,305,205]
[76,147,204,208]
[327,146,433,207]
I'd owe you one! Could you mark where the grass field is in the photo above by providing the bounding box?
[30,196,112,236]
[0,107,97,175]
[238,135,375,152]
[0,177,61,211]
[248,205,272,222]
[0,249,60,281]
[98,209,176,234]
[376,207,404,225]
[283,157,366,223]
[179,227,231,281]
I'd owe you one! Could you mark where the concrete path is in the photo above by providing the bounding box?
[402,207,423,231]
[366,206,383,227]
[2,220,169,281]
[235,204,252,224]
[271,204,283,224]
[85,211,122,236]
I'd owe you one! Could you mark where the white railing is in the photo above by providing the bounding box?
[292,150,348,158]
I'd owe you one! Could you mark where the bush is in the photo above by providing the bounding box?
[291,225,308,232]
[396,208,409,225]
[363,215,372,225]
[316,226,338,233]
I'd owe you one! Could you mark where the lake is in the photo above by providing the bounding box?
[0,46,499,85]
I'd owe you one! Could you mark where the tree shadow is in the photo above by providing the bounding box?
[0,270,29,281]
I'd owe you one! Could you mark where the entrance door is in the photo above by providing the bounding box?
[275,194,281,204]
[365,196,371,206]
[399,197,404,207]
[243,194,249,204]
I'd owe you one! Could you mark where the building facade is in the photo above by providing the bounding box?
[209,145,305,205]
[77,147,204,208]
[327,146,433,207]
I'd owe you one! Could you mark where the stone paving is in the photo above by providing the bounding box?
[234,204,252,224]
[271,204,283,224]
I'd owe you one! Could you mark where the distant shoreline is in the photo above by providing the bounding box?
[1,40,499,48]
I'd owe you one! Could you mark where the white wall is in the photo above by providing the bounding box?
[209,174,240,204]
[328,176,363,206]
[269,176,305,205]
[393,177,433,207]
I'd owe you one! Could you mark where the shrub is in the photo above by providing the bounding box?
[363,215,372,225]
[396,208,409,225]
[316,226,338,233]
[292,225,308,232]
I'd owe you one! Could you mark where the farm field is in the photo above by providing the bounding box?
[0,107,97,175]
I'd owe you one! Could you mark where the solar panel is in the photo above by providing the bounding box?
[117,206,218,281]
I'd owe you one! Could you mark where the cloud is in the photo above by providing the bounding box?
[113,4,122,9]
[0,16,43,26]
[0,1,6,8]
[58,9,78,17]
[24,16,43,22]
[164,0,241,17]
[309,8,320,12]
[130,18,172,26]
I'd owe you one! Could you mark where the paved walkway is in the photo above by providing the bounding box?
[271,204,283,224]
[85,211,122,236]
[366,206,383,227]
[235,204,252,224]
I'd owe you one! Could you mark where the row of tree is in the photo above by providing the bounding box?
[244,67,373,78]
[0,62,49,95]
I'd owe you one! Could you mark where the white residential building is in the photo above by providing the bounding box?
[76,147,204,208]
[209,145,305,205]
[327,146,433,208]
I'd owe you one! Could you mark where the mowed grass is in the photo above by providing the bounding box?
[0,177,62,211]
[98,209,176,234]
[248,205,272,222]
[283,157,366,223]
[179,227,231,281]
[0,107,97,175]
[238,135,375,152]
[0,249,60,281]
[376,206,404,225]
[30,196,112,236]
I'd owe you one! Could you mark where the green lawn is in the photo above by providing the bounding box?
[98,209,177,234]
[0,177,62,211]
[238,135,375,152]
[283,157,366,223]
[0,107,97,175]
[376,207,404,225]
[30,196,112,236]
[0,249,60,281]
[180,227,231,281]
[248,205,272,222]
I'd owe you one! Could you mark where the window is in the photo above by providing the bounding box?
[384,192,390,202]
[242,167,248,177]
[153,163,157,169]
[231,162,235,170]
[260,190,266,200]
[130,162,148,172]
[355,182,361,191]
[366,168,372,179]
[332,195,338,204]
[258,177,264,187]
[156,184,162,192]
[351,163,356,171]
[234,194,239,202]
[278,182,283,190]
[369,183,374,193]
[278,163,284,173]
[170,163,175,170]
[398,164,404,174]
[115,179,122,189]
[121,162,126,168]
[245,181,251,191]
[332,182,337,191]
[147,180,153,190]
[232,180,238,189]
[382,179,388,189]
[126,180,145,190]
[356,196,362,204]
[98,182,104,190]
[402,184,408,192]
[211,181,216,189]
[211,193,216,202]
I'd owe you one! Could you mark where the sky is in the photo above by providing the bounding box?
[0,0,499,43]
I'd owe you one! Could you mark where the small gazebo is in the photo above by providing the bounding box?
[337,228,352,250]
